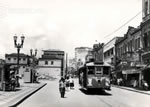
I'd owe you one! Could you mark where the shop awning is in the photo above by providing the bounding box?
[122,69,141,74]
[135,63,147,68]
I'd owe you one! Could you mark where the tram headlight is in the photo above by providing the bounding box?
[98,80,101,83]
[105,82,109,86]
[105,79,110,86]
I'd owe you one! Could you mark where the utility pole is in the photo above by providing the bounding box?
[65,53,68,76]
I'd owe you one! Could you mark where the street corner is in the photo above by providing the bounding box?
[0,82,47,107]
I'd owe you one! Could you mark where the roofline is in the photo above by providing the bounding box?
[103,37,121,47]
[75,47,92,50]
[42,49,64,53]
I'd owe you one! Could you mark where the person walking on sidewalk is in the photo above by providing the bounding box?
[66,76,70,91]
[10,75,16,91]
[59,77,66,98]
[141,79,149,90]
[69,76,74,89]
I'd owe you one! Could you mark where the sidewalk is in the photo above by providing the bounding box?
[112,85,150,95]
[0,79,47,107]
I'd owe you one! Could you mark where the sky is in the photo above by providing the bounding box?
[0,0,142,59]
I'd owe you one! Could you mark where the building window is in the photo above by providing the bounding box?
[125,45,126,53]
[23,58,26,61]
[8,58,11,61]
[19,58,21,61]
[45,61,48,65]
[145,0,148,16]
[144,33,148,48]
[14,58,16,60]
[131,40,133,52]
[135,39,137,50]
[108,51,110,56]
[111,48,113,55]
[138,38,140,49]
[132,39,134,51]
[111,58,114,64]
[104,53,106,58]
[51,61,54,65]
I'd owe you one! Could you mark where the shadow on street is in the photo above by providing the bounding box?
[79,88,112,96]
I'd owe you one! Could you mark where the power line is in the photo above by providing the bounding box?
[104,11,142,38]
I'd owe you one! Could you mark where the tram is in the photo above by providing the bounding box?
[78,61,111,91]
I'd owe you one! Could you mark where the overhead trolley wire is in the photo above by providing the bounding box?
[103,11,142,39]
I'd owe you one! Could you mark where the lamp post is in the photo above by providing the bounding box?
[13,34,25,87]
[30,49,37,83]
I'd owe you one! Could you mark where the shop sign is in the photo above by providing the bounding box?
[122,69,141,74]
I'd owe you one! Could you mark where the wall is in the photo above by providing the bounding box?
[103,37,118,64]
[5,57,27,65]
[38,60,61,67]
[37,67,61,77]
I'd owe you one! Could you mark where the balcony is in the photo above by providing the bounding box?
[143,47,150,53]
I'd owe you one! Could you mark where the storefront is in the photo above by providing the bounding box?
[142,66,150,89]
[0,64,4,90]
[122,69,142,87]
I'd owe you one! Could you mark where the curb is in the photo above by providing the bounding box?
[112,85,150,96]
[8,83,47,107]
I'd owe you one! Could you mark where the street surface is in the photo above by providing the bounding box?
[18,78,150,107]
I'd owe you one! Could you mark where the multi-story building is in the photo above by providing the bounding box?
[141,0,150,87]
[75,47,92,69]
[38,49,64,77]
[68,58,76,75]
[103,37,121,69]
[115,26,144,86]
[92,43,104,62]
[141,0,150,63]
[0,59,5,90]
[5,53,29,76]
[68,58,76,70]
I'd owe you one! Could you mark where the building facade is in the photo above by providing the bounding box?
[103,37,120,68]
[38,49,64,77]
[75,47,92,69]
[141,0,150,64]
[0,59,5,90]
[140,0,150,87]
[115,26,144,87]
[92,43,104,62]
[5,53,28,76]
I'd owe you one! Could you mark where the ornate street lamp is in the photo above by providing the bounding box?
[13,34,25,87]
[30,49,37,57]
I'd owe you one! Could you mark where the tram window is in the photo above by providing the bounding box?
[95,66,102,74]
[87,66,94,74]
[103,67,109,75]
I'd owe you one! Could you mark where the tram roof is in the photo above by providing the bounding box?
[86,62,111,67]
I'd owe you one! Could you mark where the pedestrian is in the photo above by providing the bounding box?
[66,76,70,91]
[141,79,149,90]
[59,77,66,98]
[69,76,74,89]
[133,79,137,88]
[10,75,16,91]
